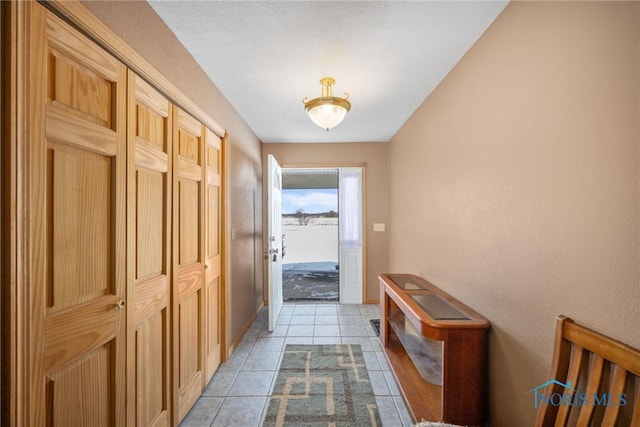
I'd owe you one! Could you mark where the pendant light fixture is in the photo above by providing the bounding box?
[303,77,351,131]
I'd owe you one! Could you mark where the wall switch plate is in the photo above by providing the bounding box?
[373,223,386,232]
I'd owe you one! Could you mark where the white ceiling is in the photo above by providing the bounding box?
[149,1,508,143]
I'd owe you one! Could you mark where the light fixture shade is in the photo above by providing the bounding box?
[303,77,351,131]
[306,101,349,130]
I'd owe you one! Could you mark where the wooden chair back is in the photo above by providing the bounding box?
[534,315,640,426]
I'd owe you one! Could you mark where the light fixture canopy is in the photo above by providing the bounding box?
[303,77,351,131]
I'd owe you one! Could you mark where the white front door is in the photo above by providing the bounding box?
[267,155,283,331]
[339,168,364,304]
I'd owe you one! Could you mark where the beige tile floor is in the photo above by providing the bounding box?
[179,303,413,427]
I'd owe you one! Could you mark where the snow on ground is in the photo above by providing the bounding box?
[281,217,339,300]
[282,218,338,265]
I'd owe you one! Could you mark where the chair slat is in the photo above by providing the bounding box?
[629,381,640,426]
[554,344,585,427]
[600,364,627,426]
[575,353,605,426]
[534,317,574,427]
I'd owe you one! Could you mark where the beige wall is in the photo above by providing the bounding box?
[262,143,390,303]
[390,2,639,425]
[82,1,264,349]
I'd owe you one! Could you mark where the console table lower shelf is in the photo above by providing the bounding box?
[383,332,442,422]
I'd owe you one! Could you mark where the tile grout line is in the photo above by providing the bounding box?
[181,303,409,427]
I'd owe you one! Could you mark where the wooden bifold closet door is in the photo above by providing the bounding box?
[28,6,127,425]
[127,72,173,426]
[172,108,223,423]
[11,2,226,426]
[172,108,205,422]
[173,108,205,421]
[204,126,223,384]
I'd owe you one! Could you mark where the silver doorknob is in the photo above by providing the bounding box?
[116,300,126,309]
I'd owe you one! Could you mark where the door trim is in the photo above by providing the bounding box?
[2,2,31,424]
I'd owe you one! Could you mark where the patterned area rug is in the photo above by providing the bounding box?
[263,344,382,427]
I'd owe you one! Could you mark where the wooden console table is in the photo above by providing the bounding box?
[379,274,489,426]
